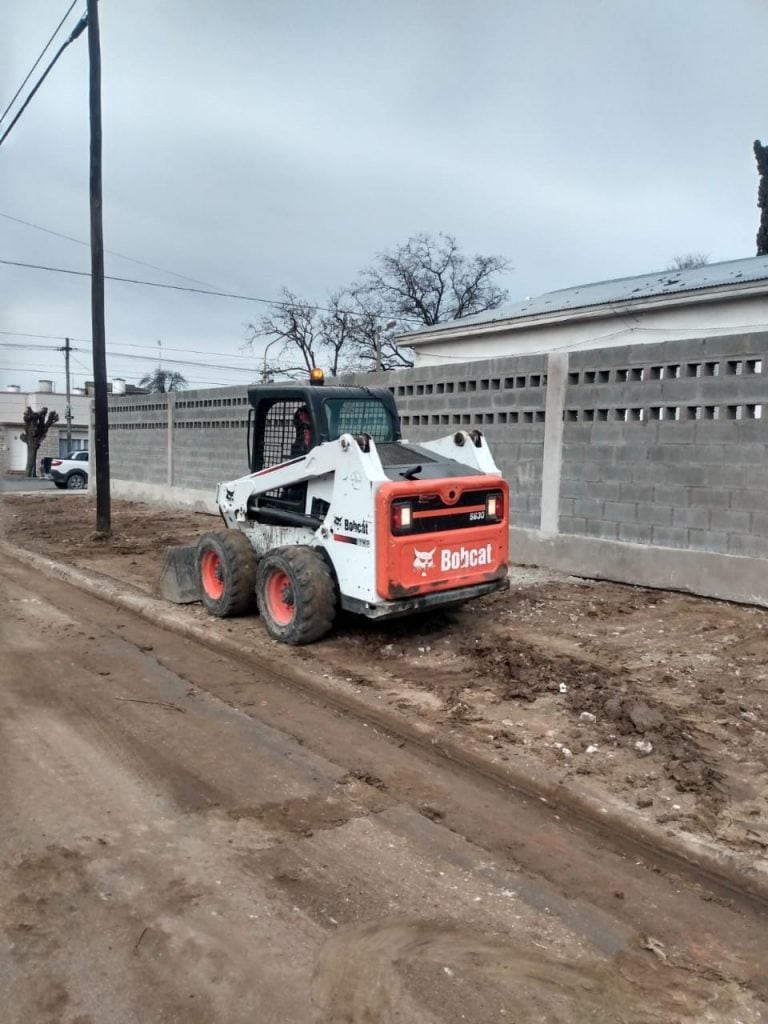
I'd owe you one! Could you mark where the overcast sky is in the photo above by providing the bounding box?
[1,0,766,393]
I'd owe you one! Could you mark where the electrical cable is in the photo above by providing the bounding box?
[0,340,258,373]
[102,350,258,373]
[0,343,260,379]
[0,212,224,290]
[0,13,88,149]
[0,330,82,341]
[0,364,248,388]
[0,257,422,322]
[0,342,63,351]
[0,0,79,128]
[0,331,262,367]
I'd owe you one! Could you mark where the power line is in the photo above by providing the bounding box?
[0,256,422,322]
[0,329,261,365]
[0,0,79,128]
[0,342,257,375]
[0,341,63,351]
[0,211,223,290]
[0,339,257,373]
[0,13,88,149]
[0,329,81,341]
[0,257,320,309]
[0,364,250,388]
[1,346,253,384]
[70,351,247,388]
[107,350,256,373]
[111,339,254,360]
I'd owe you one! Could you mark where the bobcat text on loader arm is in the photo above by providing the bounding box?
[157,369,510,645]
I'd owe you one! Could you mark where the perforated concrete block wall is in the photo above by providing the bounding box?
[340,354,548,529]
[561,333,768,557]
[105,331,768,603]
[107,397,169,485]
[172,389,252,489]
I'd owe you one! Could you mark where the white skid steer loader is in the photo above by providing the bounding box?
[157,371,510,644]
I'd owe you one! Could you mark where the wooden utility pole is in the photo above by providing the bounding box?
[87,0,110,534]
[61,336,73,454]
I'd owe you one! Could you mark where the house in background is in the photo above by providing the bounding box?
[0,377,152,474]
[0,381,91,473]
[401,255,768,367]
[83,379,148,397]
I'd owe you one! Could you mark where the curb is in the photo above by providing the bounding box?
[3,537,767,908]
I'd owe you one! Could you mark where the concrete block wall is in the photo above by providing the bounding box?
[172,389,252,488]
[340,354,548,529]
[105,330,768,605]
[107,387,252,493]
[560,333,768,558]
[108,397,170,485]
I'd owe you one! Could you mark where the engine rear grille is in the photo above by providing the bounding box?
[406,489,496,534]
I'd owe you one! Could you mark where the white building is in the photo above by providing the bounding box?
[0,382,91,473]
[401,255,768,367]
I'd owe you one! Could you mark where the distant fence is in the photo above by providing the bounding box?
[103,329,768,606]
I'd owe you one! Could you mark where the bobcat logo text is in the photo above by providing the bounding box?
[412,548,436,576]
[411,543,495,577]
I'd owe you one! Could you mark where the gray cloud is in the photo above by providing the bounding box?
[1,0,766,390]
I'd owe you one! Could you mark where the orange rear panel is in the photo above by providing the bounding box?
[375,476,509,600]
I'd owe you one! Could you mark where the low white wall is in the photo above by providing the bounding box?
[509,526,768,608]
[111,479,218,515]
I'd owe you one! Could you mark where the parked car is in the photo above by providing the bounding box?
[50,450,89,489]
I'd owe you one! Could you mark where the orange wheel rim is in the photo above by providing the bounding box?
[200,549,224,599]
[265,569,294,626]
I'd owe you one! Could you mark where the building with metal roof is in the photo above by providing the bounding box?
[401,255,768,366]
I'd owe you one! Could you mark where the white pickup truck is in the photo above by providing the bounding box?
[49,450,89,489]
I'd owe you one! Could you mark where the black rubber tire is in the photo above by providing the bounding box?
[196,530,258,617]
[66,471,87,490]
[255,546,337,645]
[53,481,67,489]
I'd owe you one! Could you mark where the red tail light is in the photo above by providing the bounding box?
[51,459,63,466]
[391,501,413,534]
[485,491,503,522]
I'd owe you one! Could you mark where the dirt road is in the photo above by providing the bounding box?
[1,549,767,1022]
[3,493,768,869]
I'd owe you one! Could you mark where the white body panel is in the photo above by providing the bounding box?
[216,431,502,608]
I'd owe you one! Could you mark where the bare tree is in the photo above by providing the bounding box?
[318,291,367,377]
[357,233,510,327]
[755,140,768,257]
[342,288,415,370]
[666,253,710,271]
[20,406,59,477]
[244,234,511,376]
[138,369,188,393]
[245,289,366,380]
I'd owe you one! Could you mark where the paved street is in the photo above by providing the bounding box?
[1,549,766,1023]
[0,475,62,493]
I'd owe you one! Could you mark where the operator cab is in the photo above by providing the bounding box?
[247,376,400,472]
[245,373,400,521]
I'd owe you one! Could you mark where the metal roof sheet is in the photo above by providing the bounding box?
[405,255,768,340]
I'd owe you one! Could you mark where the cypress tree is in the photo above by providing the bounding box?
[755,140,768,256]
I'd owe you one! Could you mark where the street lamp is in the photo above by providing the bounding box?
[262,337,281,382]
[375,318,398,373]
